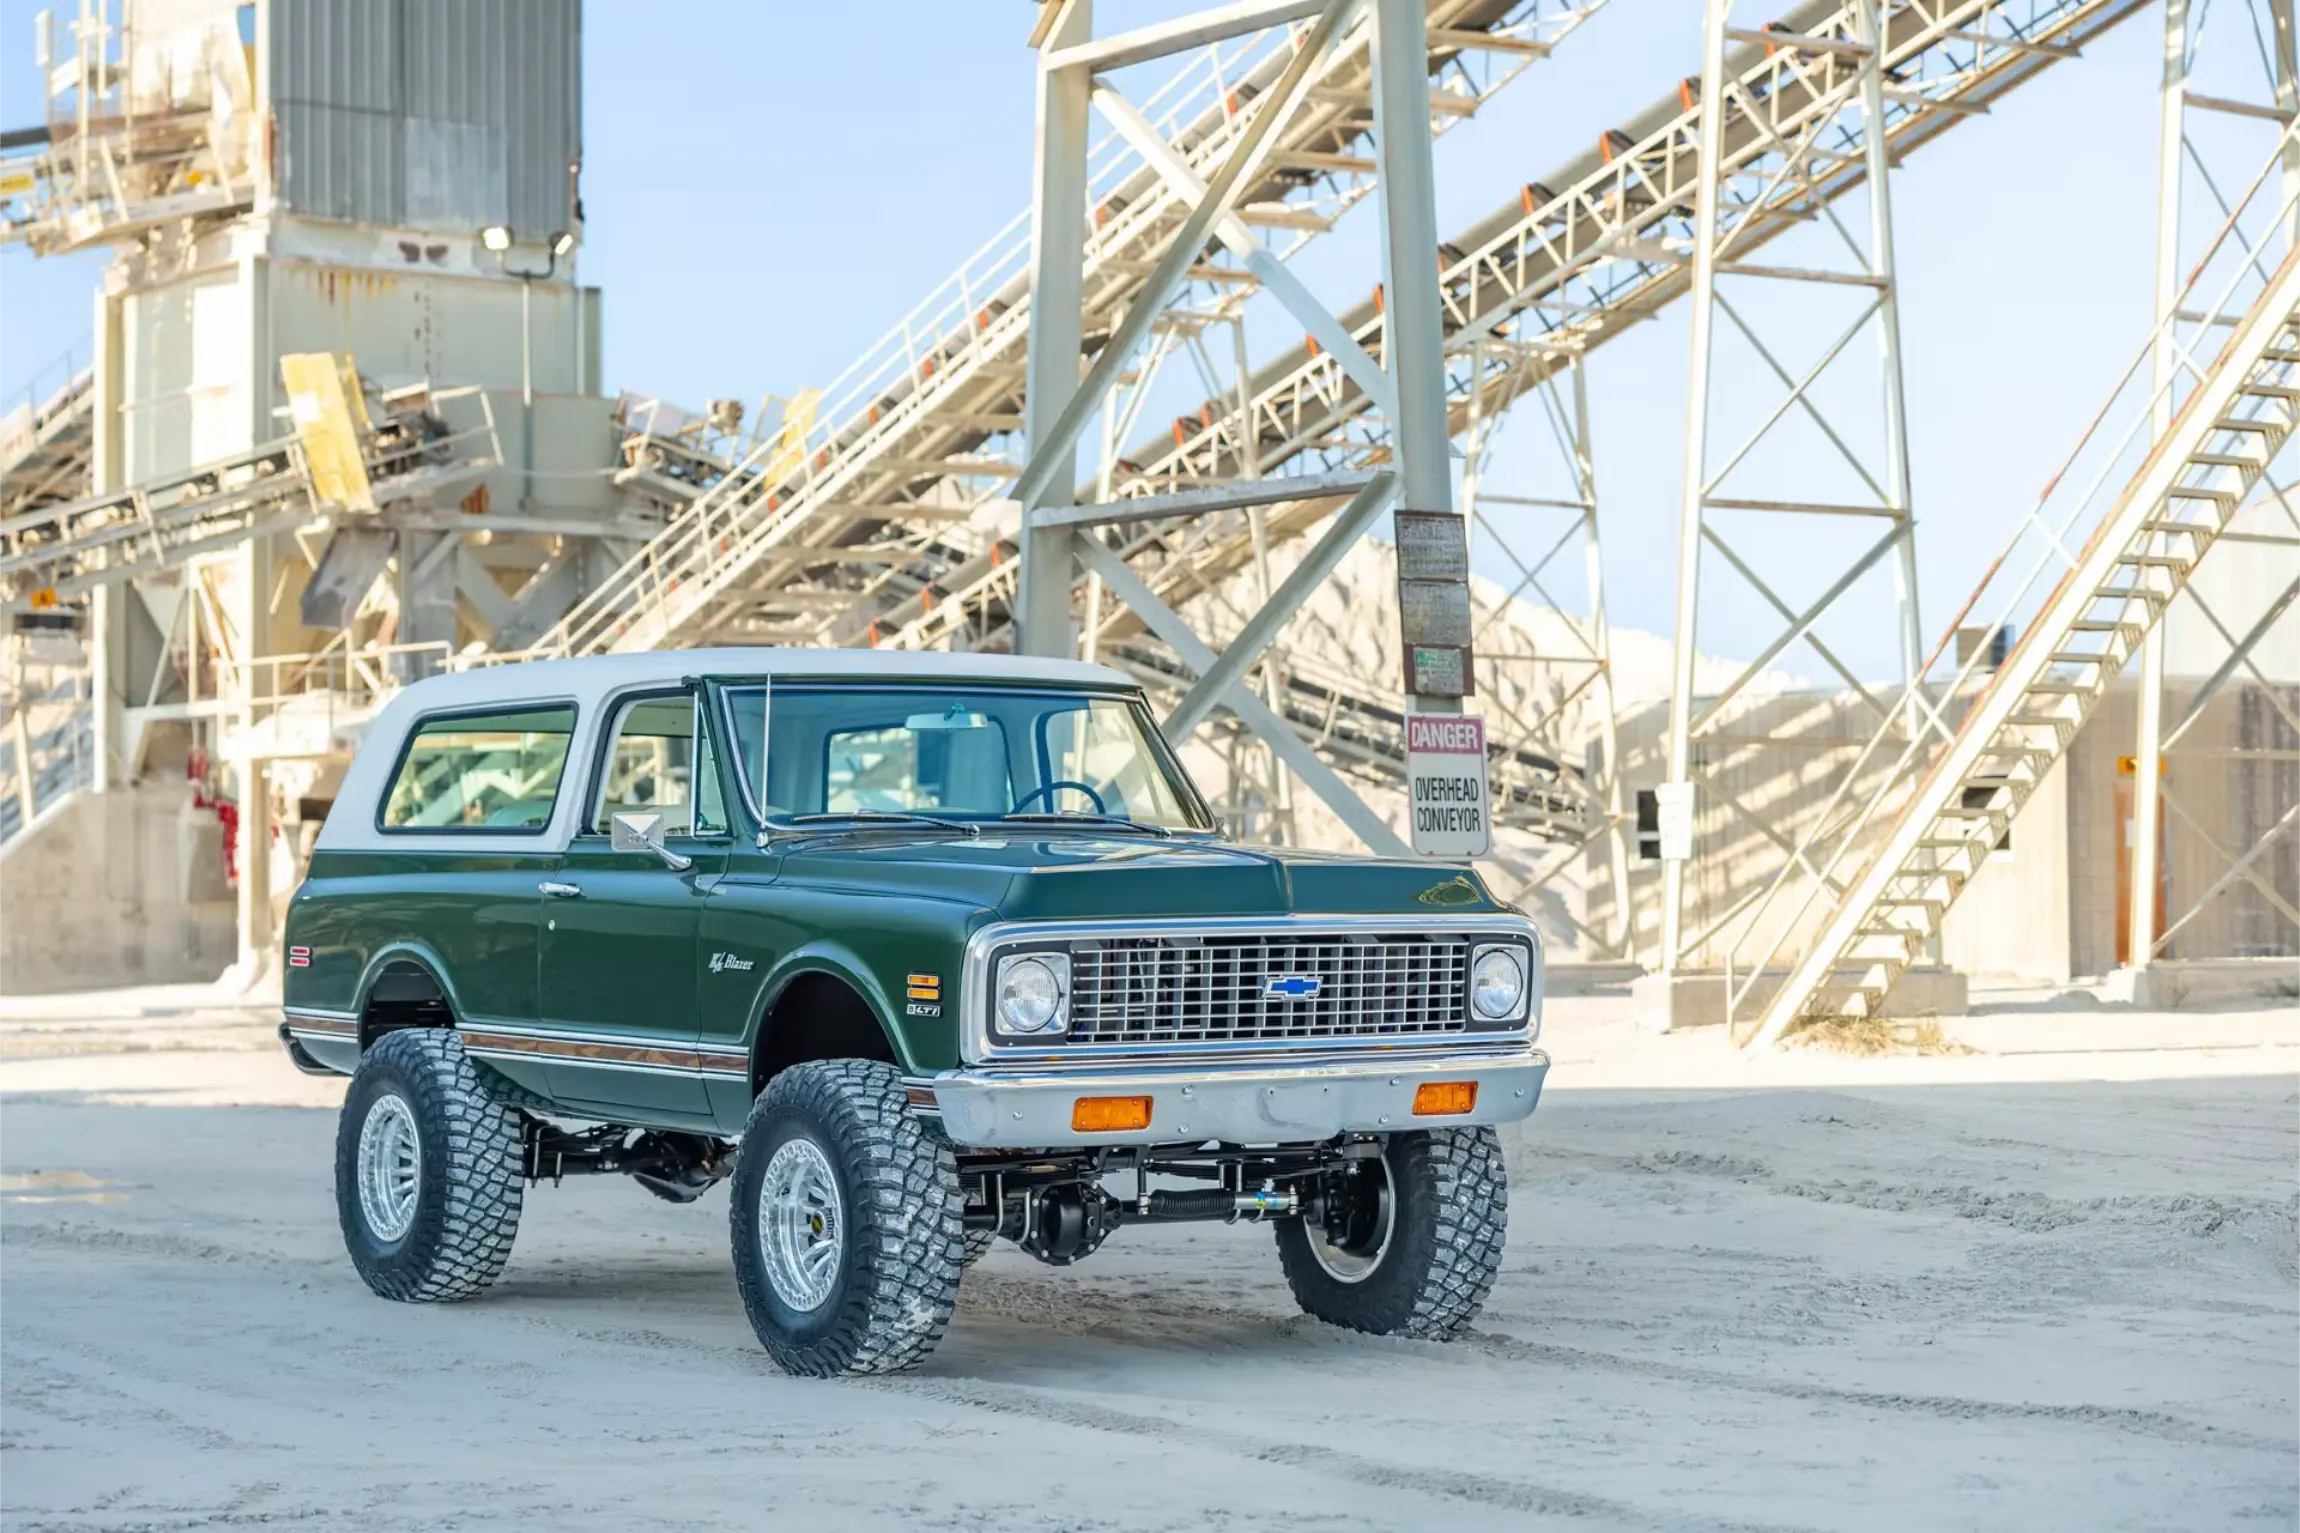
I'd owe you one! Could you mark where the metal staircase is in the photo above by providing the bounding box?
[1,364,97,522]
[529,0,1608,659]
[1742,166,2300,1043]
[0,677,93,844]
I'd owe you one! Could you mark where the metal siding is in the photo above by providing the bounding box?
[276,100,404,223]
[268,0,579,237]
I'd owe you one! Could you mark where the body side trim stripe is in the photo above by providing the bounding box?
[458,1027,749,1078]
[285,1014,360,1038]
[453,1018,748,1058]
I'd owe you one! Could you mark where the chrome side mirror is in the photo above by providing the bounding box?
[610,810,694,872]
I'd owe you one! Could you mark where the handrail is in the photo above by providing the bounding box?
[1716,123,2300,1029]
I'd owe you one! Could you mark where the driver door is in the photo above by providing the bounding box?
[537,688,730,1126]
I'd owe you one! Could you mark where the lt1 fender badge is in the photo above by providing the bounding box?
[708,951,755,974]
[906,972,942,1018]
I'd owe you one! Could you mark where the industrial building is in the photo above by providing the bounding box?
[1,0,2292,1039]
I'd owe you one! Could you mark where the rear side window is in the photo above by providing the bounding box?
[379,705,577,833]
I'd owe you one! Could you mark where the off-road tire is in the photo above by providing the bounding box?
[335,1028,524,1302]
[1275,1127,1506,1341]
[729,1059,964,1377]
[961,1226,997,1267]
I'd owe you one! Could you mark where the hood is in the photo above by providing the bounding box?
[770,831,1508,920]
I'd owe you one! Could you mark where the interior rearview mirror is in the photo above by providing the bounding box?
[905,708,990,731]
[611,810,694,871]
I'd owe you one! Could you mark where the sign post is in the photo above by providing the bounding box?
[1405,713,1492,859]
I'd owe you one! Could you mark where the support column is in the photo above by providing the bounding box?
[2129,0,2189,975]
[1661,0,1733,972]
[234,755,272,978]
[1856,0,1922,698]
[88,281,125,792]
[1017,0,1093,658]
[1569,358,1634,958]
[1371,0,1467,719]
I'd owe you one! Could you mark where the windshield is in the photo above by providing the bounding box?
[722,684,1214,832]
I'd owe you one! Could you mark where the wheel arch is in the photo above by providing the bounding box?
[353,942,462,1050]
[748,947,910,1095]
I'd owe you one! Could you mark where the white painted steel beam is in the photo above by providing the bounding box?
[1016,0,1097,656]
[1072,528,1414,856]
[1091,85,1398,418]
[1026,468,1376,529]
[1044,0,1330,74]
[1163,469,1398,736]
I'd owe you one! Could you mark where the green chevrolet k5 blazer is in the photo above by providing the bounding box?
[283,648,1549,1376]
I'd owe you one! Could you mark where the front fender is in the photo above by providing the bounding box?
[748,940,915,1071]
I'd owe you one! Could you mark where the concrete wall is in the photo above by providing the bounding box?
[1940,753,2073,984]
[0,783,237,994]
[1590,688,1928,971]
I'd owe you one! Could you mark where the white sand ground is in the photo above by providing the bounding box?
[1,981,2294,1531]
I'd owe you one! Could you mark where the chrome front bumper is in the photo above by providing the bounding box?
[922,1046,1550,1149]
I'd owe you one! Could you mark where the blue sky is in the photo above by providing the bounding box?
[1,1,2184,681]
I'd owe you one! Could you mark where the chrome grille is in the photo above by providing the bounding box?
[1065,934,1471,1046]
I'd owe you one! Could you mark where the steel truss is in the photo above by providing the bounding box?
[1659,0,1924,971]
[1738,127,2300,1042]
[2126,0,2300,978]
[1458,344,1632,948]
[1008,0,1485,859]
[524,0,1601,662]
[838,0,2136,865]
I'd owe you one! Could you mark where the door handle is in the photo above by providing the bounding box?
[539,881,584,899]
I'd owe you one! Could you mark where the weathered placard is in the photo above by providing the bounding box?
[1394,510,1470,582]
[1394,509,1477,699]
[1405,713,1492,859]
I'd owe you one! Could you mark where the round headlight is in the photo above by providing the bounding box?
[998,956,1063,1034]
[1471,948,1526,1021]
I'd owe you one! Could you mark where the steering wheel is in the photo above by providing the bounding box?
[1011,779,1107,815]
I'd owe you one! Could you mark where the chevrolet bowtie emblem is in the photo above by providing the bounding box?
[1266,975,1321,1001]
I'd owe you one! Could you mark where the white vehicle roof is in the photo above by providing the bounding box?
[318,648,1139,855]
[380,647,1129,713]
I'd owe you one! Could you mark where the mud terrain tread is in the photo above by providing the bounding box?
[961,1226,997,1267]
[1275,1126,1507,1341]
[336,1028,524,1302]
[731,1059,964,1377]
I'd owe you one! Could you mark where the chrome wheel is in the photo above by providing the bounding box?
[1307,1154,1394,1285]
[356,1091,422,1243]
[759,1137,844,1312]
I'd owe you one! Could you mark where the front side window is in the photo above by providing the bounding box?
[380,705,576,832]
[721,684,1213,831]
[595,693,724,836]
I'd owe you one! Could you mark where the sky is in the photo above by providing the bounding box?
[0,1,2202,688]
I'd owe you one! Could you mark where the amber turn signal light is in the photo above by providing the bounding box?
[1071,1095,1153,1133]
[1413,1081,1478,1116]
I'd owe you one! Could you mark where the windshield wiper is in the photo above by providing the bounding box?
[998,811,1172,838]
[774,811,981,838]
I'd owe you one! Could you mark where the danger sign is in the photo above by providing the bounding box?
[1405,713,1492,859]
